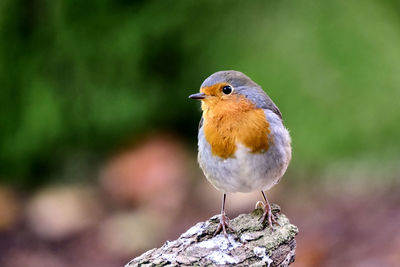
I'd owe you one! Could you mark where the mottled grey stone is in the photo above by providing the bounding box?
[125,205,298,267]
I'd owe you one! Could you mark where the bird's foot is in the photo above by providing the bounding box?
[214,212,233,237]
[259,201,280,230]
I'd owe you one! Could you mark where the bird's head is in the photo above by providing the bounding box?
[189,70,265,114]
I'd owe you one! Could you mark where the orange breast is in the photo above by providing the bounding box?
[202,95,270,158]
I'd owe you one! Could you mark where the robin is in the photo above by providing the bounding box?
[189,70,292,236]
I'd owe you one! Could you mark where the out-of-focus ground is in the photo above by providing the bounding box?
[0,135,399,267]
[1,0,400,266]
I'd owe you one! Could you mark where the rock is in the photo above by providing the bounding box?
[125,204,298,267]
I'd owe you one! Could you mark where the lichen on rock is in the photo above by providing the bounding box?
[125,204,298,267]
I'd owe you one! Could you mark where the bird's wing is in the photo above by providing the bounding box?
[262,98,282,120]
[198,117,204,131]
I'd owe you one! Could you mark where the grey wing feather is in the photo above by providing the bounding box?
[237,86,283,120]
[262,98,282,120]
[198,117,204,131]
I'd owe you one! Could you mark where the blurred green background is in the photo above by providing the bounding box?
[0,1,399,267]
[2,0,399,187]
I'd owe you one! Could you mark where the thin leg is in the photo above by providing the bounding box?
[260,191,280,228]
[215,193,233,237]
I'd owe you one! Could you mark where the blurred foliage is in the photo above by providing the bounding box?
[1,0,399,187]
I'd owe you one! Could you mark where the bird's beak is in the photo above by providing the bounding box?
[188,92,206,100]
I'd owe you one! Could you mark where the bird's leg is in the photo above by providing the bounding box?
[215,193,233,237]
[260,191,280,229]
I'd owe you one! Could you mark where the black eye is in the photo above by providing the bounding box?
[222,85,232,95]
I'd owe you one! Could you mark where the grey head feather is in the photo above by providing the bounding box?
[201,70,283,119]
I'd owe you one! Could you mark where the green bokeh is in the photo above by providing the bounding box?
[1,0,399,187]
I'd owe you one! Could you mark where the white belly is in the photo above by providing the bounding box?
[197,110,291,193]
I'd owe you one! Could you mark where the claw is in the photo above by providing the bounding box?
[215,193,234,238]
[260,191,280,229]
[260,205,280,229]
[214,213,233,237]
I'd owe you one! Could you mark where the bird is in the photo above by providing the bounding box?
[189,70,292,236]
